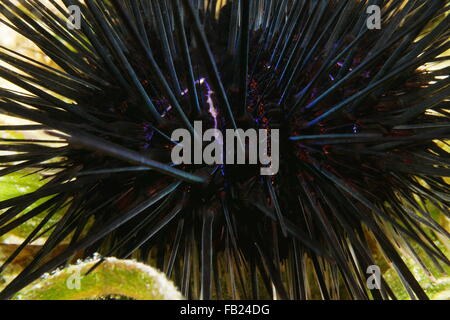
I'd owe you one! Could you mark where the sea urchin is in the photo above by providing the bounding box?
[0,0,449,300]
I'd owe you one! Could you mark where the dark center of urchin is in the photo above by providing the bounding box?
[139,94,287,184]
[117,32,294,184]
[88,14,402,201]
[109,27,371,186]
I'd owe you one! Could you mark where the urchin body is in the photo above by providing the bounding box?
[0,0,449,300]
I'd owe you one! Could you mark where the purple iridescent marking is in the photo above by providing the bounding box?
[362,71,371,78]
[201,78,219,130]
[143,123,154,148]
[144,78,222,149]
[180,78,219,129]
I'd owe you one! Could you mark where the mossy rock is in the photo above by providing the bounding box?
[13,257,183,300]
[0,171,65,241]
